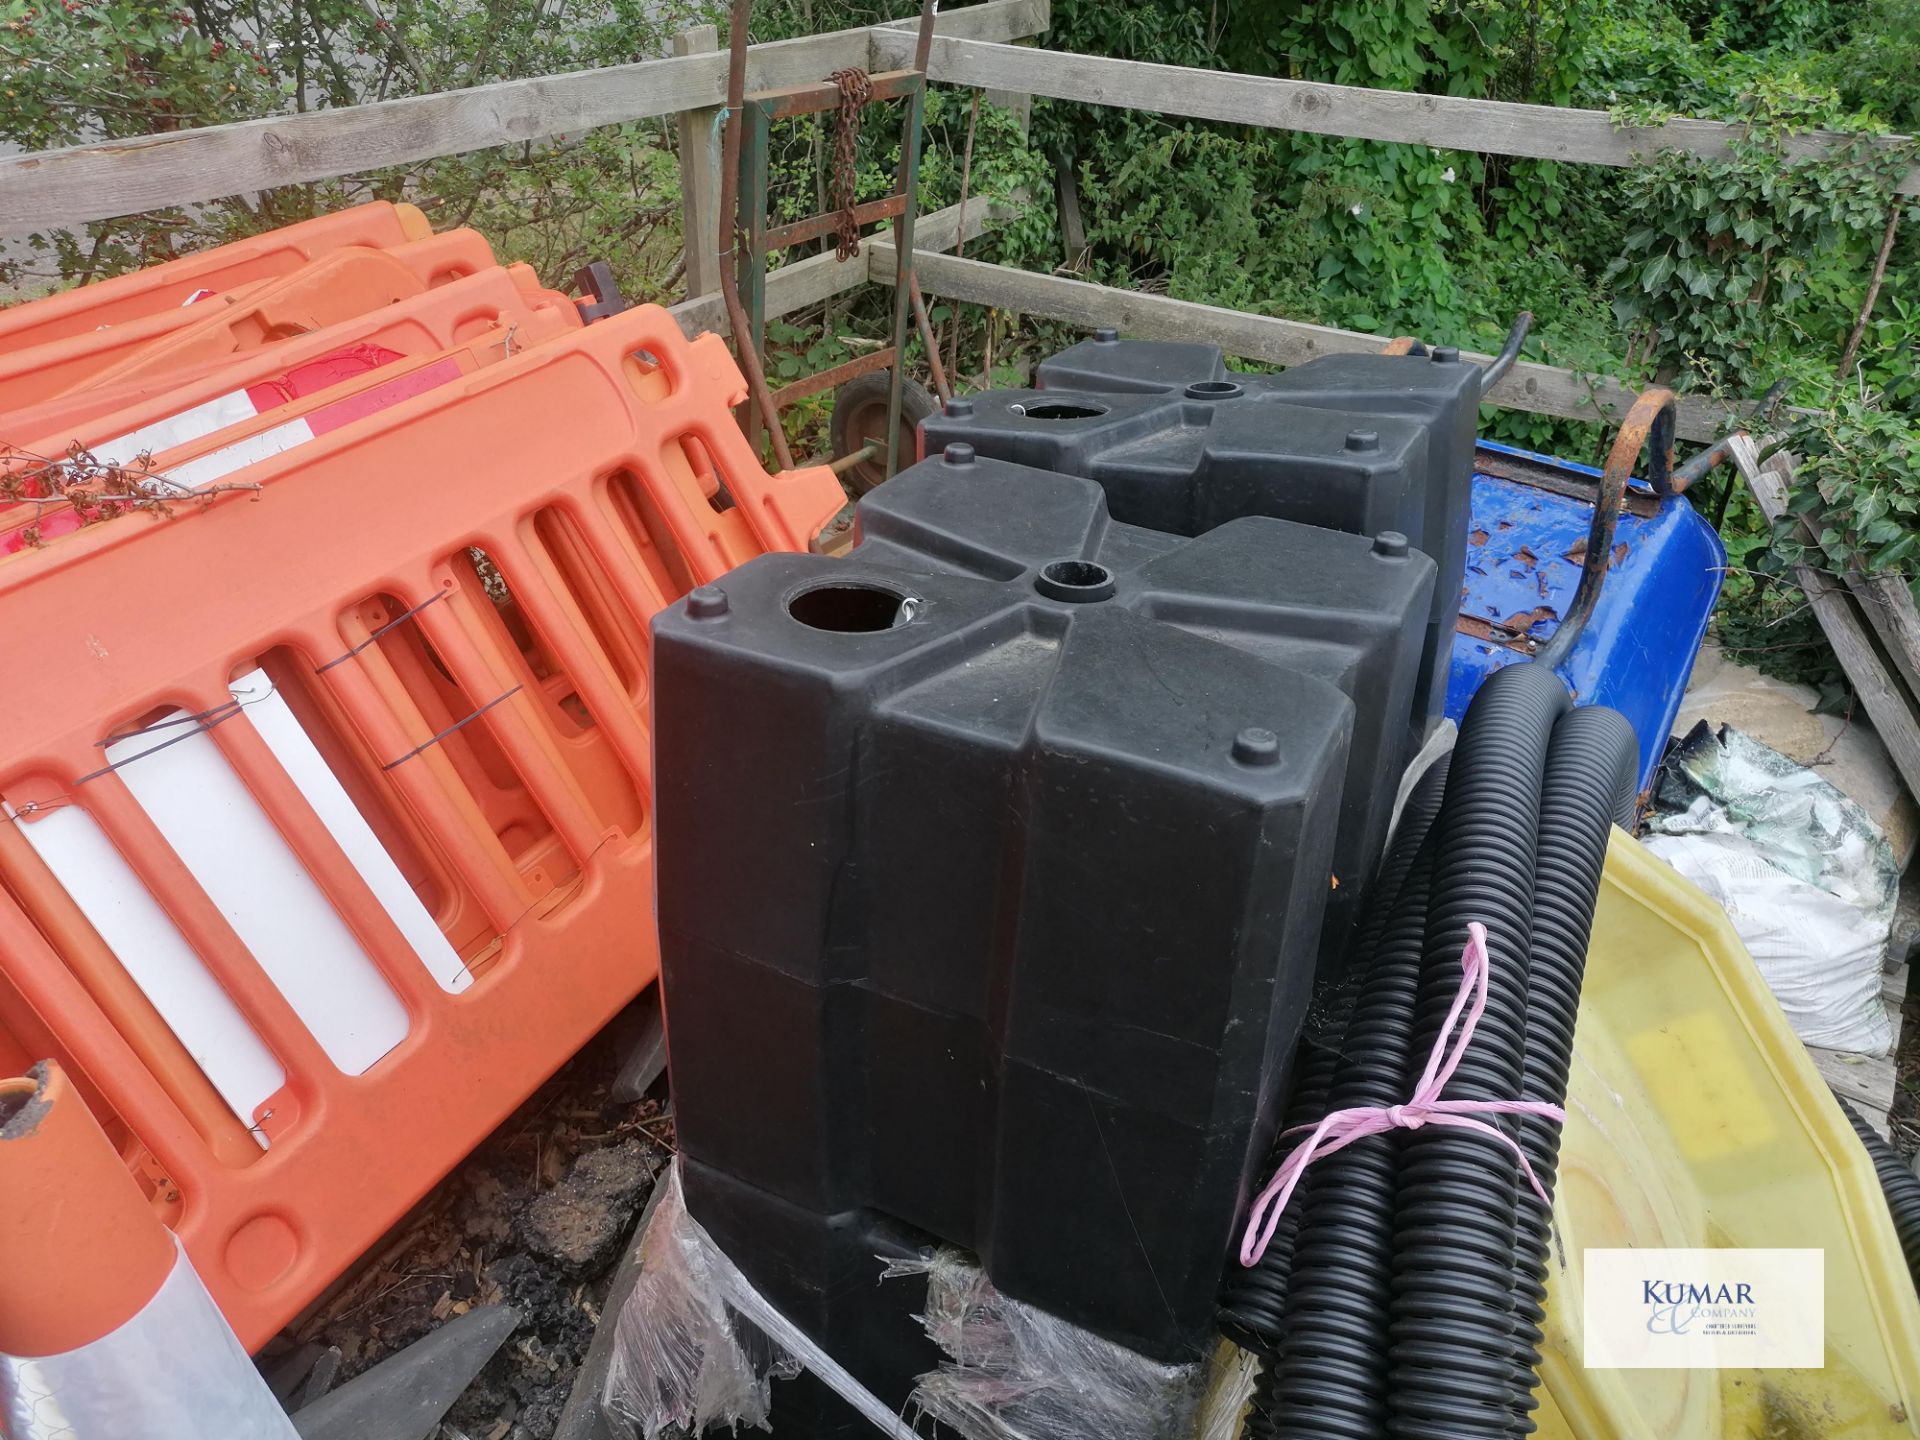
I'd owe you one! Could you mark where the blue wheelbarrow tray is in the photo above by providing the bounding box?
[1447,440,1726,793]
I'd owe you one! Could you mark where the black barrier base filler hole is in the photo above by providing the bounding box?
[1022,401,1108,421]
[789,583,911,633]
[1036,559,1118,603]
[1185,380,1244,400]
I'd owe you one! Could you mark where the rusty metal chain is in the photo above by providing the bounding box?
[826,66,873,262]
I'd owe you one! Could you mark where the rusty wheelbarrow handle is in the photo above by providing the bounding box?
[1535,386,1678,672]
[1667,378,1791,496]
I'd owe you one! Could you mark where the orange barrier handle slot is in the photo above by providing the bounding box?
[486,530,655,807]
[205,714,447,1018]
[410,587,609,866]
[0,822,260,1168]
[575,482,680,635]
[316,634,532,931]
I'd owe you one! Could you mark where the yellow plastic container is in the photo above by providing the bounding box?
[1537,833,1920,1438]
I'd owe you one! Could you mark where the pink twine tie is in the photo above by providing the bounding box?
[1239,921,1566,1268]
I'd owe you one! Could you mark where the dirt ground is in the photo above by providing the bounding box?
[259,1019,671,1439]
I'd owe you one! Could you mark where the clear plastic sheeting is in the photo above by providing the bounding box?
[1646,721,1898,1055]
[0,1240,300,1440]
[600,1164,918,1440]
[601,1163,1215,1440]
[892,1251,1207,1440]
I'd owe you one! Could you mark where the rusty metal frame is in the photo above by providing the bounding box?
[1534,386,1678,671]
[1473,449,1662,520]
[720,0,941,479]
[771,345,895,405]
[764,195,907,253]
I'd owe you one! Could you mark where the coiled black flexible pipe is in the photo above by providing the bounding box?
[1833,1091,1920,1291]
[1261,829,1440,1437]
[1503,705,1639,1428]
[1221,1035,1337,1360]
[1220,756,1454,1356]
[1384,661,1569,1440]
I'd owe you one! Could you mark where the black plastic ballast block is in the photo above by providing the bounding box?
[654,454,1433,1363]
[919,335,1482,735]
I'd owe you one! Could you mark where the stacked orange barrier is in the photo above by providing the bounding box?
[4,263,577,448]
[0,202,433,353]
[0,216,846,1350]
[0,230,500,409]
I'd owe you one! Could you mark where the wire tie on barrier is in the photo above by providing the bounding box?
[73,688,274,787]
[1237,921,1565,1268]
[381,685,522,771]
[317,589,450,671]
[97,701,239,748]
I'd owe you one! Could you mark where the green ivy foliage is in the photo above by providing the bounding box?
[1603,84,1916,395]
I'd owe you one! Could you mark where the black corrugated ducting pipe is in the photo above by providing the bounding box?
[1220,1035,1336,1364]
[1219,755,1453,1360]
[1503,705,1639,1429]
[1384,661,1569,1440]
[1833,1091,1920,1292]
[1227,667,1633,1440]
[1257,824,1441,1437]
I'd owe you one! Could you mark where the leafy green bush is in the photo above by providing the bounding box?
[1603,87,1914,395]
[1,0,720,295]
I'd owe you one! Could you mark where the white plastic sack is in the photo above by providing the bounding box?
[1643,829,1893,1054]
[1645,717,1900,1059]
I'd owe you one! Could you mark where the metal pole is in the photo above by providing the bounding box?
[716,0,796,471]
[909,278,951,405]
[883,0,938,480]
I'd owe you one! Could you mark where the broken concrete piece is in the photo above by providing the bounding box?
[263,1342,326,1405]
[550,1180,671,1440]
[521,1139,661,1279]
[290,1304,518,1440]
[296,1345,343,1409]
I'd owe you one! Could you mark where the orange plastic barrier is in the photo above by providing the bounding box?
[2,315,573,555]
[0,281,274,410]
[2,262,577,450]
[0,203,433,356]
[0,303,843,1348]
[0,232,499,409]
[5,354,261,446]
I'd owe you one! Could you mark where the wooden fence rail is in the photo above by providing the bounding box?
[4,0,1887,448]
[11,0,1913,237]
[0,0,1047,234]
[870,236,1753,443]
[871,31,1920,195]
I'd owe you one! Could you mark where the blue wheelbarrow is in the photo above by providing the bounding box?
[1449,389,1726,793]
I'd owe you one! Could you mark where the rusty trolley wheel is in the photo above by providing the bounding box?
[829,370,937,494]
